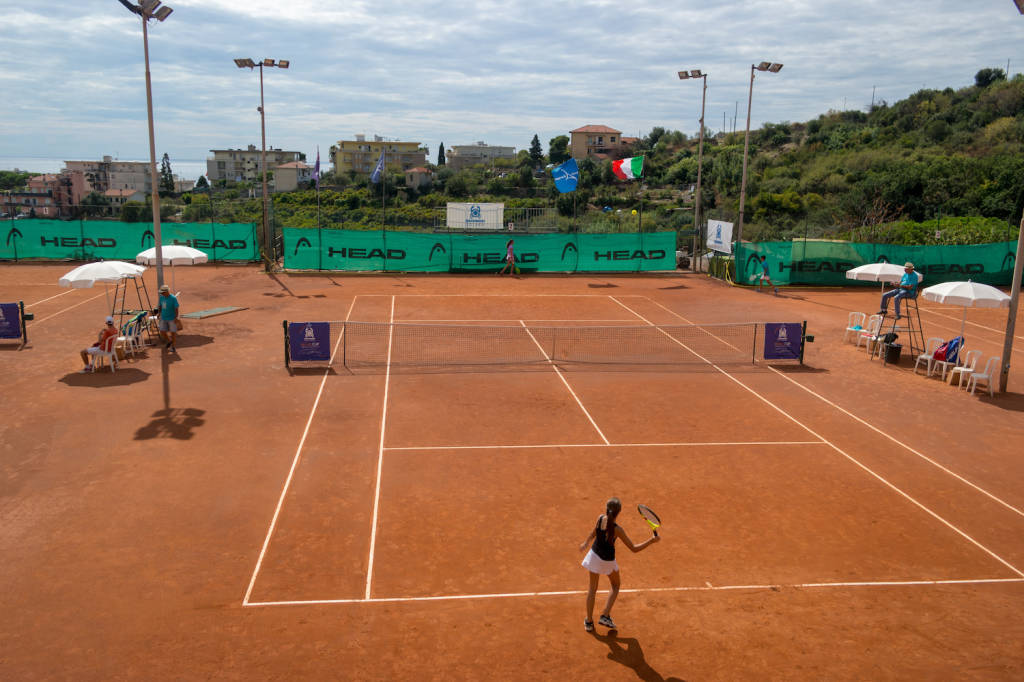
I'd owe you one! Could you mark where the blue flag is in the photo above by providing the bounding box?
[551,158,578,193]
[370,150,385,184]
[313,146,320,190]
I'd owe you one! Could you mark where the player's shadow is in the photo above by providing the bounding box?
[590,630,686,682]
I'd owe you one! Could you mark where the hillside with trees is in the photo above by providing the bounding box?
[167,69,1024,245]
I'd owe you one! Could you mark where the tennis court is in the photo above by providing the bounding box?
[2,264,1023,679]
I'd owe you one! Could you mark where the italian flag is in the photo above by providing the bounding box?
[611,156,644,180]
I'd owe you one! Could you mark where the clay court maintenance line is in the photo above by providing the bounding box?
[243,576,1024,607]
[242,296,357,607]
[365,295,395,600]
[611,296,1024,579]
[646,298,1024,522]
[918,306,1024,342]
[384,441,823,451]
[27,289,76,307]
[31,291,106,325]
[520,319,610,445]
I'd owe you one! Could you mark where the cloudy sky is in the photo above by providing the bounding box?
[1,0,1023,177]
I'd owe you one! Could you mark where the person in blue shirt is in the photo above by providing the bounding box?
[156,284,180,353]
[758,255,778,295]
[878,262,919,319]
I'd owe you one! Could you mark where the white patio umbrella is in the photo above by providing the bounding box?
[136,245,208,291]
[58,261,148,317]
[846,262,925,283]
[921,280,1011,337]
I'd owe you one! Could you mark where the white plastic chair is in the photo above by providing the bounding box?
[913,337,944,376]
[967,356,999,397]
[843,312,867,344]
[856,314,882,352]
[116,317,140,360]
[948,349,982,389]
[91,334,119,373]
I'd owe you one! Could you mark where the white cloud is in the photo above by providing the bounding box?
[0,0,1022,166]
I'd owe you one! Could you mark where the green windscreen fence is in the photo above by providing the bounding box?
[282,229,676,272]
[735,240,1020,287]
[0,219,259,261]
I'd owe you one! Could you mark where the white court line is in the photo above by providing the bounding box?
[915,316,1024,356]
[384,441,824,451]
[918,307,1024,342]
[358,293,619,297]
[365,295,395,600]
[27,289,76,307]
[398,319,636,323]
[243,576,1024,607]
[520,320,609,445]
[32,291,106,324]
[609,296,1024,579]
[649,298,1024,522]
[242,296,357,606]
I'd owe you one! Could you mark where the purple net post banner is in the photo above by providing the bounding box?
[0,303,22,339]
[764,322,802,360]
[289,322,331,362]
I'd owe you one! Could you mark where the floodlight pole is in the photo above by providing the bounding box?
[737,66,756,246]
[258,61,270,271]
[694,74,707,272]
[137,5,167,289]
[999,212,1024,392]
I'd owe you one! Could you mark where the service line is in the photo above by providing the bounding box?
[365,295,395,600]
[384,441,823,451]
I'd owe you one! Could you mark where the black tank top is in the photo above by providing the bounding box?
[591,515,616,561]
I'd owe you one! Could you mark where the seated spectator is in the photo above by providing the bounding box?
[156,284,180,353]
[80,316,119,373]
[878,262,919,319]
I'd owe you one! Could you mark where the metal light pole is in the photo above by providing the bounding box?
[678,69,707,272]
[738,61,782,245]
[119,0,172,289]
[234,57,290,271]
[1000,3,1024,391]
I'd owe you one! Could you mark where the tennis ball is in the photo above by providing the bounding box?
[631,209,637,215]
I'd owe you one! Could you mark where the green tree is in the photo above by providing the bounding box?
[159,153,175,196]
[528,134,544,167]
[437,142,446,166]
[974,68,1006,89]
[195,175,209,191]
[548,135,570,164]
[80,191,111,217]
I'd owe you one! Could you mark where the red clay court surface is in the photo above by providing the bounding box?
[2,263,1023,679]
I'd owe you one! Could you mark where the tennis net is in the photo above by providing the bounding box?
[285,320,803,369]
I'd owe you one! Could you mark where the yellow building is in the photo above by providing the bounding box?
[332,135,427,175]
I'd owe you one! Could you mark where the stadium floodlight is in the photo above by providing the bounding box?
[118,0,175,289]
[678,67,708,272]
[233,57,291,270]
[737,61,783,244]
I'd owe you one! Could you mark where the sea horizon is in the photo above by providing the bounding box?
[0,156,209,181]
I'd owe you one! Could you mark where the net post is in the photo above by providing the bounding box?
[342,320,347,368]
[283,319,289,369]
[799,320,807,365]
[20,300,27,346]
[752,323,757,364]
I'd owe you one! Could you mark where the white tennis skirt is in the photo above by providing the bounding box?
[581,549,619,575]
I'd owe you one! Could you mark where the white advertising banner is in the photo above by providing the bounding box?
[706,219,734,254]
[446,202,505,230]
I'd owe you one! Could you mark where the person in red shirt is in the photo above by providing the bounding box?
[80,316,119,372]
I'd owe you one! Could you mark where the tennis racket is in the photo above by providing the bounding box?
[637,504,661,537]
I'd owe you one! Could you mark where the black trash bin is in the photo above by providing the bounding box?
[884,342,902,364]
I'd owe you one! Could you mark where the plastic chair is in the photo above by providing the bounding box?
[91,334,119,373]
[913,337,944,376]
[948,349,982,389]
[843,312,867,344]
[856,314,882,352]
[967,356,999,397]
[929,337,965,381]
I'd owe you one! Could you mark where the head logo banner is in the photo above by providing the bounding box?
[288,322,331,362]
[551,158,579,193]
[707,219,734,254]
[763,322,803,360]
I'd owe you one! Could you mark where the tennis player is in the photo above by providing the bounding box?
[759,255,778,295]
[498,239,516,276]
[578,497,659,632]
